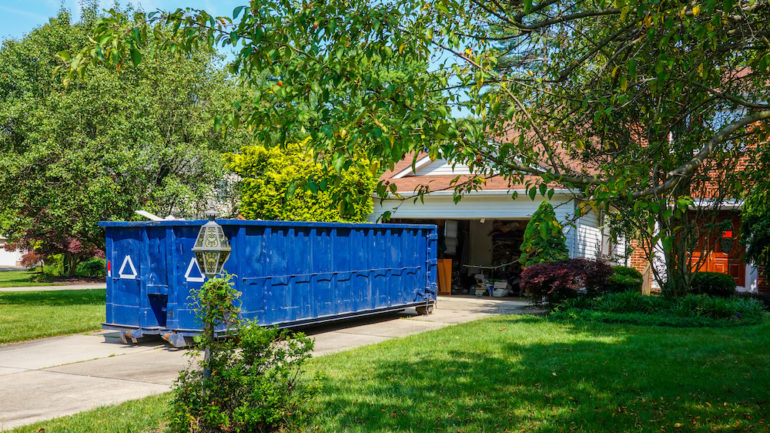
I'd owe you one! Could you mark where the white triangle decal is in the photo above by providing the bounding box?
[185,257,205,283]
[118,255,137,279]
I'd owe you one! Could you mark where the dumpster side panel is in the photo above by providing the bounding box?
[141,227,169,328]
[101,220,438,336]
[238,225,267,325]
[311,227,333,317]
[169,225,206,331]
[106,227,143,328]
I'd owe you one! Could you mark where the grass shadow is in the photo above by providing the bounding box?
[305,315,770,432]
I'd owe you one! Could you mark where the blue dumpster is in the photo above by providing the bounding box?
[98,219,438,345]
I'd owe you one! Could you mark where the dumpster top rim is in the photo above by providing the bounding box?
[98,219,438,230]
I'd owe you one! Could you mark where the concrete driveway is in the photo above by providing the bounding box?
[0,296,533,430]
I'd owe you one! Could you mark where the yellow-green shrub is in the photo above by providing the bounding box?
[226,140,376,222]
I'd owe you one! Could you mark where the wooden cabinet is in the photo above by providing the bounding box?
[438,259,452,295]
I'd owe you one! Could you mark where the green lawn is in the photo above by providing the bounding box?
[10,315,770,432]
[0,270,59,288]
[0,289,106,344]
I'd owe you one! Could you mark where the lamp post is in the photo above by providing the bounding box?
[192,210,231,378]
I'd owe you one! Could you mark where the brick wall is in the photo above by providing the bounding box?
[695,152,752,199]
[628,239,650,274]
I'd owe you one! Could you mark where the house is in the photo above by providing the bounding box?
[625,148,765,293]
[368,153,623,295]
[369,153,766,295]
[625,209,765,293]
[0,236,24,268]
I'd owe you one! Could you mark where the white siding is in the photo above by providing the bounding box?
[744,263,759,292]
[612,233,628,264]
[0,238,23,267]
[573,207,603,260]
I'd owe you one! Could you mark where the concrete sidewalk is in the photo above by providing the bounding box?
[0,283,105,292]
[0,296,534,430]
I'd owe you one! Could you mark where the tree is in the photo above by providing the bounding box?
[225,139,376,222]
[62,0,769,292]
[0,6,246,274]
[741,145,770,279]
[519,201,569,267]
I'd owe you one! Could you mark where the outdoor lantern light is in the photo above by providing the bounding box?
[192,210,231,277]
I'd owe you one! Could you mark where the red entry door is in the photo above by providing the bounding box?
[691,214,745,287]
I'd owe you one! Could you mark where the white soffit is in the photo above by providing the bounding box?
[392,156,433,179]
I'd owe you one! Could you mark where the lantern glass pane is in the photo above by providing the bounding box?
[195,252,205,269]
[218,251,230,273]
[206,226,220,248]
[204,251,219,275]
[195,232,205,248]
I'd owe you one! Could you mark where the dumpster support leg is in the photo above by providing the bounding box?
[120,329,143,344]
[162,332,188,348]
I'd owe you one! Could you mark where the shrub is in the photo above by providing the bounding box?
[19,251,44,268]
[741,169,770,281]
[75,257,106,277]
[521,258,613,306]
[605,265,643,293]
[225,139,377,222]
[561,291,666,314]
[690,272,736,297]
[552,292,765,327]
[613,266,643,280]
[670,295,763,321]
[519,201,570,267]
[735,292,770,311]
[169,274,316,433]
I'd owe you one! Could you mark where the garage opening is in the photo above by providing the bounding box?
[391,218,529,297]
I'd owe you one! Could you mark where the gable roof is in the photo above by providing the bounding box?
[381,152,555,194]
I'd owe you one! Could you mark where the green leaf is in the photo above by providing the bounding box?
[524,0,533,13]
[333,154,345,172]
[233,6,247,19]
[129,47,142,66]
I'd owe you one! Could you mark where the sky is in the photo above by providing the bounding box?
[0,0,246,41]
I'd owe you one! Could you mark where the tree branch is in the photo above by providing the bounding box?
[692,82,770,110]
[633,109,770,197]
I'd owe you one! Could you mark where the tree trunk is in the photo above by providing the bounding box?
[658,208,692,297]
[65,254,77,277]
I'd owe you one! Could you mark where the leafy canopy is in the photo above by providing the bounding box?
[61,0,769,291]
[0,6,246,269]
[62,0,769,199]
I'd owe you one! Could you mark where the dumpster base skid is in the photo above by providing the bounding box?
[102,301,436,348]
